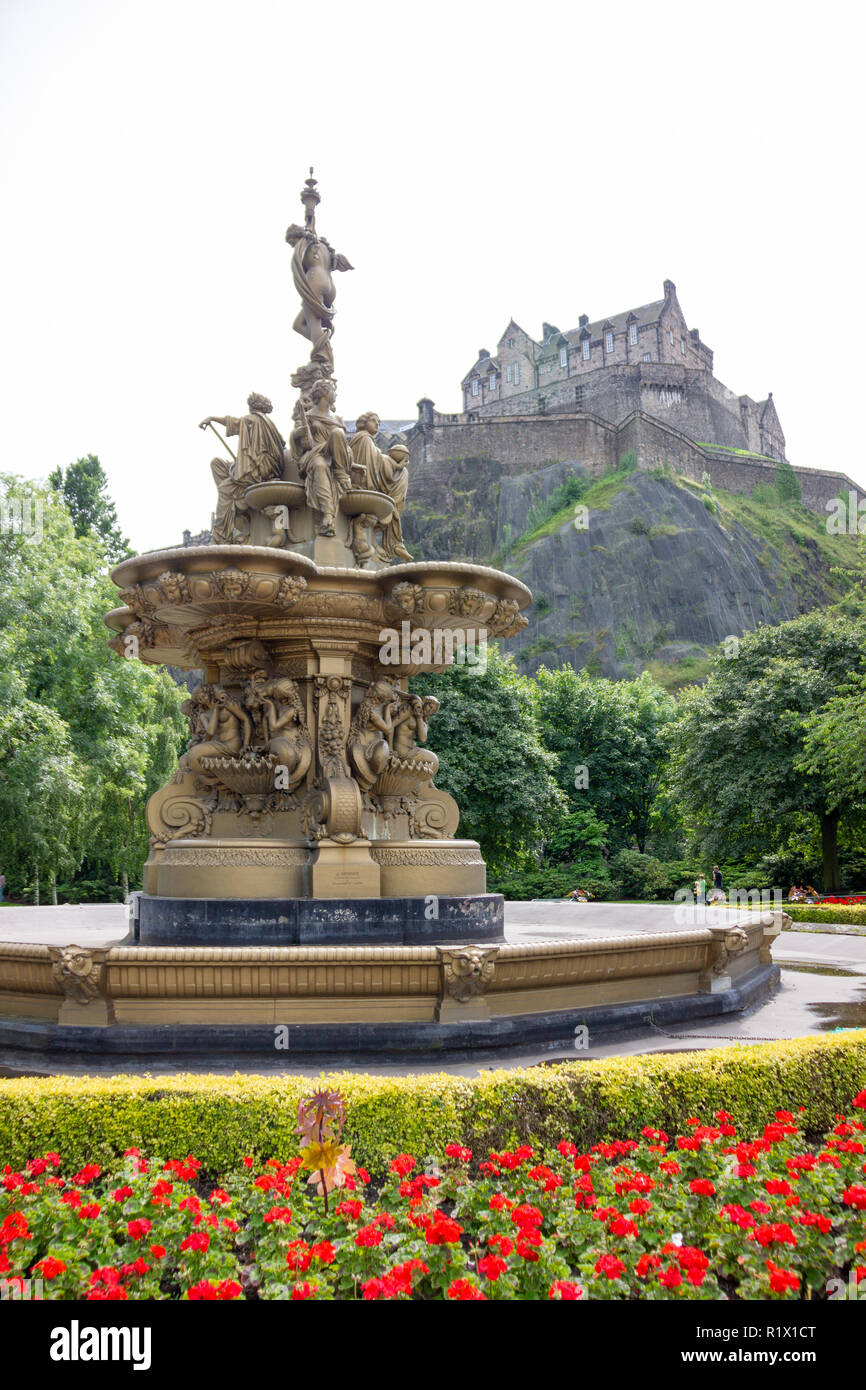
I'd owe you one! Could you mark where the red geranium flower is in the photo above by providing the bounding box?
[447,1278,485,1300]
[766,1260,799,1294]
[180,1231,210,1253]
[478,1254,508,1281]
[549,1280,583,1299]
[594,1254,625,1280]
[73,1164,101,1186]
[425,1215,462,1246]
[445,1144,472,1163]
[389,1154,415,1177]
[510,1204,543,1229]
[355,1224,384,1248]
[286,1240,311,1272]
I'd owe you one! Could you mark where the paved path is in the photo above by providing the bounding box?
[0,899,795,947]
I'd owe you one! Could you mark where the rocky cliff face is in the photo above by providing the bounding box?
[401,457,855,686]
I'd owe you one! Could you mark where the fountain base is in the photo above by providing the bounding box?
[135,890,505,946]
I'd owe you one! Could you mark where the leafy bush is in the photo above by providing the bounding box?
[775,459,802,503]
[610,849,673,900]
[782,905,866,926]
[522,471,589,536]
[492,863,620,903]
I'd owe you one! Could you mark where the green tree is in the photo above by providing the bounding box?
[545,807,608,864]
[798,674,866,841]
[49,455,130,562]
[410,645,564,876]
[0,474,186,901]
[533,666,676,852]
[670,611,866,890]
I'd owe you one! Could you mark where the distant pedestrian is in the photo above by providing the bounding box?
[709,865,725,903]
[0,873,5,904]
[695,875,707,905]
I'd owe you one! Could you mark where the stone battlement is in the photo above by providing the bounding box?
[406,405,856,518]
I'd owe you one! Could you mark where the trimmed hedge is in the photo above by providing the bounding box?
[1,1033,864,1175]
[782,905,866,927]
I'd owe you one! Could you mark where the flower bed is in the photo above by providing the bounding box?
[3,1093,865,1301]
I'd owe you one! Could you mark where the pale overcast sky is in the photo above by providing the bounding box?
[1,0,863,552]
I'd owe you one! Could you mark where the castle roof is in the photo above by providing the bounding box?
[565,299,665,345]
[461,353,502,385]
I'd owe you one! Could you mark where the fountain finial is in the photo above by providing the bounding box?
[301,166,320,234]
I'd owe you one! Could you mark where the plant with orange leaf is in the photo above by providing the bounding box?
[297,1090,356,1215]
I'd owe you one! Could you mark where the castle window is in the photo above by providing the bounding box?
[574,385,585,409]
[605,331,614,353]
[582,339,590,361]
[506,364,513,383]
[489,373,497,390]
[471,379,479,396]
[508,337,516,349]
[669,329,674,345]
[680,337,685,355]
[643,353,651,362]
[560,346,568,368]
[629,323,638,345]
[514,362,520,385]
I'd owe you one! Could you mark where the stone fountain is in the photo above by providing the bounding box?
[105,170,529,946]
[0,173,782,1063]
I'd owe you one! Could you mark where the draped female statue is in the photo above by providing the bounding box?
[290,380,354,536]
[349,413,413,561]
